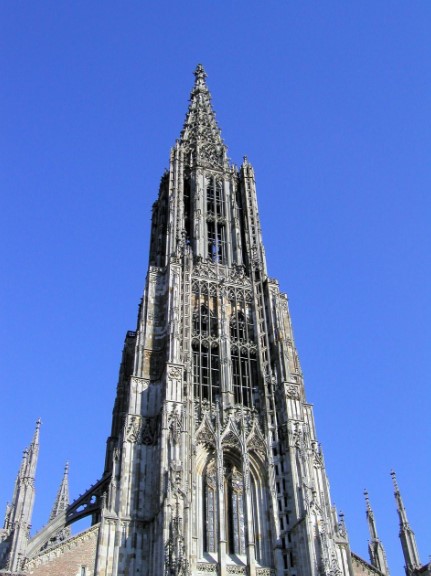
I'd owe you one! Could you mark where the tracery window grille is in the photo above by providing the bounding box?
[206,176,227,264]
[183,177,192,242]
[231,346,257,407]
[203,462,218,552]
[193,304,218,337]
[229,299,257,407]
[203,460,245,555]
[193,341,220,405]
[207,221,226,264]
[192,286,220,405]
[206,176,224,217]
[230,308,254,343]
[225,464,246,555]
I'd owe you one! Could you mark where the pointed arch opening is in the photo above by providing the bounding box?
[196,447,272,567]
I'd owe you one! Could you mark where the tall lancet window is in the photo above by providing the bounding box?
[183,176,192,243]
[231,346,257,407]
[203,461,218,553]
[225,463,246,555]
[230,300,257,407]
[202,458,246,556]
[206,176,224,216]
[206,176,227,264]
[192,282,220,406]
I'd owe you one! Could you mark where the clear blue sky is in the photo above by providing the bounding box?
[1,2,430,573]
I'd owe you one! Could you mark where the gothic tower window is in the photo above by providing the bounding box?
[230,304,255,343]
[206,176,224,216]
[193,304,218,337]
[206,176,227,264]
[201,458,246,556]
[192,286,220,406]
[230,302,257,407]
[193,341,220,404]
[207,221,226,264]
[225,463,246,555]
[231,346,257,407]
[203,462,217,553]
[183,176,192,242]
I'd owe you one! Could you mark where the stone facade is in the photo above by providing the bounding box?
[0,65,428,576]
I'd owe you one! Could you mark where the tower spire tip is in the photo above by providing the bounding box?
[364,489,371,511]
[390,470,399,492]
[194,63,207,82]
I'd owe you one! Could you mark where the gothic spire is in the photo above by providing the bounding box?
[49,463,70,522]
[45,463,71,545]
[179,64,227,169]
[391,471,421,575]
[25,418,41,479]
[0,420,41,572]
[364,490,389,575]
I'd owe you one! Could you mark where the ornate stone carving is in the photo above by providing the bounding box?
[226,566,246,574]
[141,416,160,445]
[196,562,217,573]
[130,376,150,392]
[169,409,183,443]
[221,430,241,450]
[125,415,160,445]
[125,415,142,443]
[168,366,183,380]
[286,383,300,399]
[246,431,267,460]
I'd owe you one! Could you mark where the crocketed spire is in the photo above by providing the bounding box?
[364,489,389,575]
[44,463,71,546]
[179,64,227,169]
[391,471,421,575]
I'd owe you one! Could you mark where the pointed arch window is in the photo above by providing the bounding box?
[202,459,246,556]
[193,304,218,338]
[230,306,254,343]
[225,463,246,555]
[230,302,257,407]
[207,221,226,264]
[203,462,218,553]
[206,176,224,217]
[206,176,227,264]
[193,341,220,404]
[231,346,257,407]
[192,287,220,407]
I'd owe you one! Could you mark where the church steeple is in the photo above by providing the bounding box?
[95,65,354,576]
[364,490,389,575]
[391,471,421,576]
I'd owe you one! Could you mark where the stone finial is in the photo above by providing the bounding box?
[194,63,207,84]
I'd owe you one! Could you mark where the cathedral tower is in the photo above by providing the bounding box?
[92,64,353,576]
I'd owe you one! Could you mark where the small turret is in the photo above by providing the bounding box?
[364,489,389,575]
[391,471,421,576]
